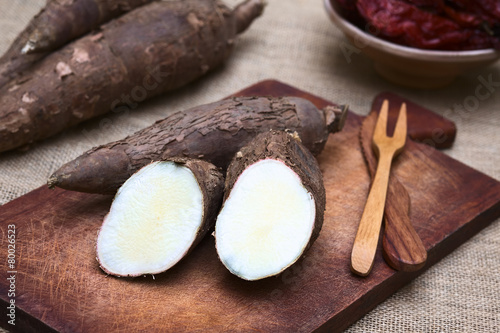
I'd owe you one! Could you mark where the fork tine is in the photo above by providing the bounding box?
[374,99,389,138]
[393,102,407,143]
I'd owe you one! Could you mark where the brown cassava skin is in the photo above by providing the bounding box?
[49,96,346,194]
[171,158,224,253]
[97,158,224,277]
[0,0,157,88]
[0,0,265,153]
[217,130,326,279]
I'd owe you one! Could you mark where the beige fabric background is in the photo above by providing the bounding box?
[0,0,499,332]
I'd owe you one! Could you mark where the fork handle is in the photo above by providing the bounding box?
[351,150,394,276]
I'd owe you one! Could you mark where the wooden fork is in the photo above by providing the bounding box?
[351,100,407,276]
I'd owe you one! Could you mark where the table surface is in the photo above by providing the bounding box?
[0,1,499,332]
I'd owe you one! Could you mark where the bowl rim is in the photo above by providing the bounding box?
[324,0,500,62]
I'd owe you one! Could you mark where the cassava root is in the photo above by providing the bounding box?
[96,158,224,277]
[0,0,265,153]
[215,130,326,280]
[0,0,157,88]
[48,96,347,194]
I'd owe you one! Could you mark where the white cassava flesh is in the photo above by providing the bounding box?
[215,159,316,281]
[97,161,213,277]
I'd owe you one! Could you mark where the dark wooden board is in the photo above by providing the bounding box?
[1,80,500,333]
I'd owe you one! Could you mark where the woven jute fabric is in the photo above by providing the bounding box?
[0,0,499,332]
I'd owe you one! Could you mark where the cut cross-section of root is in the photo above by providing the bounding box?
[97,159,223,277]
[215,130,326,281]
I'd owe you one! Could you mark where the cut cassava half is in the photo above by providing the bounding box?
[215,130,326,281]
[49,96,347,194]
[97,158,223,277]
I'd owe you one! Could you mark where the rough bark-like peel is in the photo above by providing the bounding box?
[0,0,265,153]
[49,96,345,194]
[0,0,157,88]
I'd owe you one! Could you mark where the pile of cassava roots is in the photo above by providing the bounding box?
[0,0,265,152]
[2,0,347,281]
[55,96,347,280]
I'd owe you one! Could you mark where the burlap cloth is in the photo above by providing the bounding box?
[0,0,498,332]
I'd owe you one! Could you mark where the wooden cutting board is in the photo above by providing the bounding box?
[1,80,500,333]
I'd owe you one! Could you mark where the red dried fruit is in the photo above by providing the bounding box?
[333,0,500,50]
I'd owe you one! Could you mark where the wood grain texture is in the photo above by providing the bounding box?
[1,80,499,333]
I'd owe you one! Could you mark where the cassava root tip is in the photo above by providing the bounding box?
[47,176,58,189]
[324,104,348,134]
[234,0,266,34]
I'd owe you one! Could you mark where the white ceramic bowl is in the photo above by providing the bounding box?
[324,0,500,88]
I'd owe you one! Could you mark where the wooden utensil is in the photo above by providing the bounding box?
[351,100,407,276]
[372,92,456,149]
[360,100,427,272]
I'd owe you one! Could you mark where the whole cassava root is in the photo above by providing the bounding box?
[215,130,326,281]
[48,96,347,194]
[0,0,265,153]
[0,0,157,88]
[97,158,224,277]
